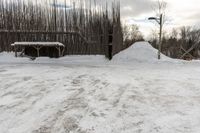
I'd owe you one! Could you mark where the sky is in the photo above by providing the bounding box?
[120,0,200,38]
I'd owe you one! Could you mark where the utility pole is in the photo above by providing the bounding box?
[148,13,163,59]
[158,14,163,59]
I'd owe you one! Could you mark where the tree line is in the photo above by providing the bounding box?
[149,26,200,59]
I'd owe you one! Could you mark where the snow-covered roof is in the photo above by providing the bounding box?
[11,42,65,47]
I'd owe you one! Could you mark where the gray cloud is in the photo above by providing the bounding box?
[120,0,156,18]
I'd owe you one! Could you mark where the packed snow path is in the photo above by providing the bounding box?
[1,42,200,133]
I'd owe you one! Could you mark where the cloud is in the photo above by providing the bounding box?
[120,0,156,18]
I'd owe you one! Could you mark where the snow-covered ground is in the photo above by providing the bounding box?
[1,42,200,133]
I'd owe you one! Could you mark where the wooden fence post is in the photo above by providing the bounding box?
[108,43,113,60]
[14,46,17,57]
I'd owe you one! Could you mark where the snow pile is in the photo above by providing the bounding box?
[113,41,173,63]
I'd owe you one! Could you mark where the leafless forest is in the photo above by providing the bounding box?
[149,26,200,59]
[0,0,123,57]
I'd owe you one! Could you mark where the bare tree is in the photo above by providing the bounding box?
[122,24,143,46]
[152,0,167,24]
[180,26,191,41]
[171,28,178,39]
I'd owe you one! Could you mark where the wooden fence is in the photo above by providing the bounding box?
[0,30,106,55]
[0,0,123,59]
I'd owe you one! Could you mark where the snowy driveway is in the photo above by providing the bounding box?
[1,62,200,133]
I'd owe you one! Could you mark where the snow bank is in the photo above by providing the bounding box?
[0,52,108,65]
[35,55,108,65]
[113,41,174,63]
[0,41,180,65]
[0,52,30,63]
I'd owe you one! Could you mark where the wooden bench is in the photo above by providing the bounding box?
[11,42,65,58]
